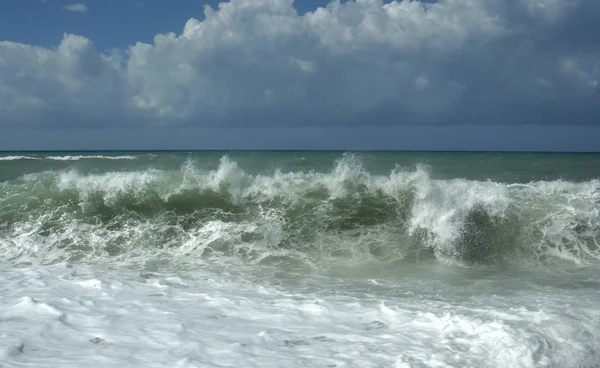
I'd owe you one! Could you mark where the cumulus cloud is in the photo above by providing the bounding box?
[65,3,88,13]
[1,0,599,127]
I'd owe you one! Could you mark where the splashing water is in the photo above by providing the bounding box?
[1,151,600,367]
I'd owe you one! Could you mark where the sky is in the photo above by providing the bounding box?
[0,0,599,151]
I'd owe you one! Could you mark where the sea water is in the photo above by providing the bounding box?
[1,151,599,367]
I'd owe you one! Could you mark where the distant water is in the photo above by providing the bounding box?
[1,151,600,367]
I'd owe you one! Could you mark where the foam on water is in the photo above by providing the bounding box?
[0,155,138,161]
[2,153,600,367]
[0,155,43,161]
[47,155,138,160]
[1,264,599,368]
[1,155,598,268]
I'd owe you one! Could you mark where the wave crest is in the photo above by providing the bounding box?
[1,155,599,267]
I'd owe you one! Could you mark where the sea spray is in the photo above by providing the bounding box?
[2,151,600,368]
[1,155,599,268]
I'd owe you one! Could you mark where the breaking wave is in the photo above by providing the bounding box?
[46,155,138,161]
[0,155,137,161]
[0,156,43,161]
[1,155,599,269]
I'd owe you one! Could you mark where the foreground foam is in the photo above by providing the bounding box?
[0,264,598,368]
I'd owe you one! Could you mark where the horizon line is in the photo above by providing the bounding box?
[2,149,599,154]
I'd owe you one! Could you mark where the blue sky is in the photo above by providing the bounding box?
[1,0,357,50]
[0,0,599,151]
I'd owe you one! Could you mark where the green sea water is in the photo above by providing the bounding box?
[1,150,599,266]
[1,151,600,367]
[2,150,600,180]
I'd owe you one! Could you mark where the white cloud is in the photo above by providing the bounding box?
[65,3,88,13]
[1,0,599,128]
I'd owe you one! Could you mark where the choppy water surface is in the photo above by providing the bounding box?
[1,151,599,367]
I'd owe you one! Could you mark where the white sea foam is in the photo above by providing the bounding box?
[0,155,42,160]
[46,155,138,161]
[1,264,598,367]
[0,155,137,161]
[20,156,592,266]
[2,154,600,367]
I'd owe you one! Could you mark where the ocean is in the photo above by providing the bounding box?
[1,151,599,368]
